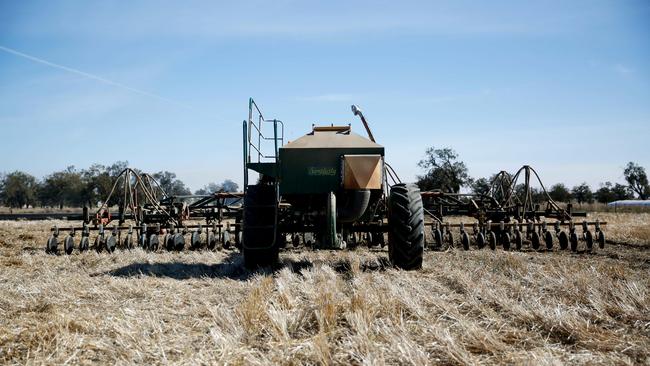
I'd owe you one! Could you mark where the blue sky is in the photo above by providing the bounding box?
[1,0,648,191]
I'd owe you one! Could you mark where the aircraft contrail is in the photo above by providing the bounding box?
[0,45,194,110]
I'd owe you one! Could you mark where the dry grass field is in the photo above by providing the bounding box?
[0,213,648,365]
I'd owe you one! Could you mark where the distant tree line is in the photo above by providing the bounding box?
[417,147,649,205]
[1,152,646,208]
[0,161,238,208]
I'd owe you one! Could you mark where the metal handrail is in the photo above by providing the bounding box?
[247,98,284,163]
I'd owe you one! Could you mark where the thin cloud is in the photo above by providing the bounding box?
[614,63,635,75]
[0,45,195,111]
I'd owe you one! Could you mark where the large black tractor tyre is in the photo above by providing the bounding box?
[242,185,280,269]
[388,183,424,270]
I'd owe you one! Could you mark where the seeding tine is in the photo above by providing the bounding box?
[459,222,469,250]
[149,223,161,251]
[104,225,117,253]
[514,220,522,251]
[500,221,510,251]
[191,224,202,250]
[94,224,104,252]
[165,223,175,251]
[291,233,301,247]
[223,229,231,249]
[431,223,442,249]
[64,229,75,255]
[582,220,593,252]
[530,224,541,250]
[544,225,553,250]
[555,221,569,250]
[207,223,218,250]
[569,221,578,252]
[596,219,606,249]
[173,225,187,251]
[122,224,133,250]
[471,223,480,249]
[476,230,486,249]
[46,225,59,254]
[140,223,148,249]
[486,220,496,250]
[80,223,90,252]
[445,223,453,247]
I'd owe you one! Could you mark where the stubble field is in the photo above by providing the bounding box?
[0,212,649,365]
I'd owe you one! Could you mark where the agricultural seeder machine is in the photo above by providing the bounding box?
[422,165,607,253]
[8,98,606,269]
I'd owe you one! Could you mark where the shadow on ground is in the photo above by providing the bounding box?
[105,251,391,281]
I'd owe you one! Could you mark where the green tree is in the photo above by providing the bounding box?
[470,177,490,196]
[153,171,191,196]
[0,171,39,208]
[612,183,633,201]
[549,183,571,203]
[513,184,545,204]
[80,162,130,207]
[39,166,84,208]
[221,179,239,192]
[417,147,471,193]
[195,179,240,195]
[194,182,221,195]
[595,182,616,204]
[571,183,594,205]
[623,162,650,200]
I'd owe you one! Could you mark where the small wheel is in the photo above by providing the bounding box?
[123,236,133,250]
[476,232,486,249]
[377,232,386,248]
[366,232,374,248]
[191,231,202,250]
[461,232,470,251]
[346,232,358,249]
[585,231,593,252]
[95,237,104,253]
[165,234,175,251]
[570,232,578,252]
[598,231,605,249]
[173,233,185,251]
[447,231,454,247]
[433,229,443,248]
[141,234,149,250]
[531,231,540,250]
[79,237,89,252]
[514,231,522,251]
[64,236,74,255]
[502,232,511,251]
[488,231,497,250]
[207,232,217,250]
[46,236,58,254]
[106,235,117,253]
[149,234,159,251]
[559,231,569,250]
[304,233,314,248]
[222,231,231,249]
[544,231,553,250]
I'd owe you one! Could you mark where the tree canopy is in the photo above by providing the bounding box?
[0,162,238,208]
[623,162,650,200]
[571,183,594,205]
[417,147,471,193]
[0,171,38,208]
[549,183,571,203]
